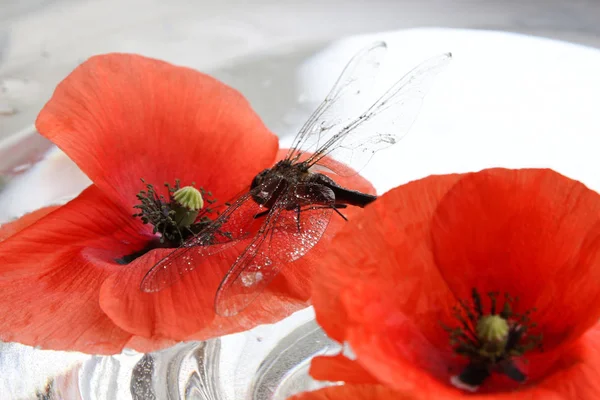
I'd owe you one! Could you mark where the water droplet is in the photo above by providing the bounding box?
[241,273,254,287]
[241,270,263,287]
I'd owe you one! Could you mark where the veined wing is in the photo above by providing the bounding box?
[140,178,285,293]
[306,52,452,176]
[214,183,335,316]
[285,41,387,164]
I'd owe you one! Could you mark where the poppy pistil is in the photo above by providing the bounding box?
[132,178,218,245]
[444,289,543,392]
[172,185,205,228]
[114,179,220,265]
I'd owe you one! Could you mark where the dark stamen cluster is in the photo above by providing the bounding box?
[133,179,216,246]
[443,288,543,389]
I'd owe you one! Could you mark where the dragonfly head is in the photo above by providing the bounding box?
[251,168,271,190]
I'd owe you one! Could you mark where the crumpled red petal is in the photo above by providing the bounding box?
[0,185,149,354]
[35,53,279,212]
[432,168,600,349]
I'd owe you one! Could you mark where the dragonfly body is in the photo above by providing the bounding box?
[140,41,451,316]
[250,159,377,212]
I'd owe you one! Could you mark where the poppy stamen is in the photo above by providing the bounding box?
[116,179,218,264]
[444,288,543,392]
[132,179,218,245]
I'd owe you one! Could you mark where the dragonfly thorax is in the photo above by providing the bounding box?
[250,160,312,208]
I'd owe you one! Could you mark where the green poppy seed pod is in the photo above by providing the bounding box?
[173,186,204,211]
[172,186,203,228]
[477,315,509,343]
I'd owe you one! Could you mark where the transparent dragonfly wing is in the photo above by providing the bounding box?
[140,178,285,293]
[307,52,452,176]
[214,183,335,317]
[285,41,388,164]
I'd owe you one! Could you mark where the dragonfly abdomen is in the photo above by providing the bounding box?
[312,173,377,208]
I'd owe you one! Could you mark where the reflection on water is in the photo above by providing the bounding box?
[0,308,329,400]
[249,319,340,400]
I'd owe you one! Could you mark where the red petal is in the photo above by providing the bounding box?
[0,206,59,241]
[310,354,379,384]
[289,385,403,400]
[99,242,312,341]
[535,322,600,399]
[312,174,461,344]
[432,168,600,349]
[36,54,278,211]
[0,185,151,354]
[343,283,457,388]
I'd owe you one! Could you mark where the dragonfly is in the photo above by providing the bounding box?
[140,41,452,316]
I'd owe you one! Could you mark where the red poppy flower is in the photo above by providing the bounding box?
[292,168,600,399]
[0,54,373,354]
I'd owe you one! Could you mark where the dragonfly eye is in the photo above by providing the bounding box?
[251,169,269,190]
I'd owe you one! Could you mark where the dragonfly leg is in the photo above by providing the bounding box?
[299,203,348,221]
[332,206,348,221]
[254,210,269,219]
[331,204,348,221]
